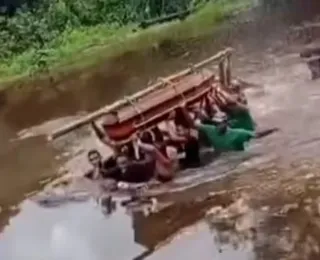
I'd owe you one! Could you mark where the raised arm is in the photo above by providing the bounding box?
[179,104,199,129]
[223,89,249,112]
[202,96,216,118]
[137,141,172,166]
[131,152,154,166]
[165,121,187,142]
[91,121,115,147]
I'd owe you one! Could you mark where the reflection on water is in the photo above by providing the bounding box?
[0,199,144,260]
[148,222,254,260]
[0,191,257,260]
[4,168,320,260]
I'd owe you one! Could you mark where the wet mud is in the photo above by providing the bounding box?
[2,2,320,260]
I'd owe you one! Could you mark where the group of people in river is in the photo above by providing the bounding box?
[84,81,277,189]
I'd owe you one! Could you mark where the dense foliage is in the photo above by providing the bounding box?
[0,0,246,79]
[0,0,198,60]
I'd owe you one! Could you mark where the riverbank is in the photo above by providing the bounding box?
[0,0,253,88]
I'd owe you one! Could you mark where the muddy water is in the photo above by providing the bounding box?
[2,4,320,260]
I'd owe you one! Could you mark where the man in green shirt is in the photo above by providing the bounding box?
[197,123,255,152]
[180,104,255,152]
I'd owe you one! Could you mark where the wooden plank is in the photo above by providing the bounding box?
[48,48,233,140]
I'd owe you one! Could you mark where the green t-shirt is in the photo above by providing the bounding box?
[228,110,256,131]
[198,124,255,152]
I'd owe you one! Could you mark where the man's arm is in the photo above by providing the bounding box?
[137,141,172,166]
[131,153,154,166]
[137,141,156,153]
[91,121,115,147]
[179,104,202,129]
[231,101,249,113]
[166,121,187,142]
[224,91,249,112]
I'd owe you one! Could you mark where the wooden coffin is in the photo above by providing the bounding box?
[102,69,215,142]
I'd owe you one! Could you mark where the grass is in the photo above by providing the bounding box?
[0,0,255,86]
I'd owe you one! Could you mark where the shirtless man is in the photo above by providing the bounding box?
[162,108,201,169]
[137,130,177,182]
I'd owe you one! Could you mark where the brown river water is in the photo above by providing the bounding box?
[2,3,320,260]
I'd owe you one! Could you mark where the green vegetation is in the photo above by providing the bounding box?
[0,0,254,84]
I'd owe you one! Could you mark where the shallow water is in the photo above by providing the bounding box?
[2,4,320,260]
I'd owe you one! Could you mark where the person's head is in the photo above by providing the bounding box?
[140,131,154,145]
[122,142,138,160]
[151,127,165,146]
[116,147,130,172]
[176,124,190,137]
[88,149,102,167]
[189,104,201,118]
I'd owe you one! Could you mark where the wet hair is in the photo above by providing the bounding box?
[120,143,135,159]
[120,141,144,160]
[151,127,164,143]
[140,131,154,144]
[87,149,101,159]
[149,127,168,157]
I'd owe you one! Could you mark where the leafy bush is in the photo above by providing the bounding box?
[0,0,252,80]
[0,0,193,59]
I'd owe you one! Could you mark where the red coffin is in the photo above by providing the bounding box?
[102,69,216,143]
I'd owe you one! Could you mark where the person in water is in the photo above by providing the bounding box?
[223,102,256,132]
[215,84,279,138]
[137,130,177,182]
[85,149,117,180]
[86,148,156,184]
[180,103,255,152]
[175,123,201,169]
[205,82,254,132]
[91,119,178,183]
[162,108,201,169]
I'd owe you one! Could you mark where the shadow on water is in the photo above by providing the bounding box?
[2,1,320,259]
